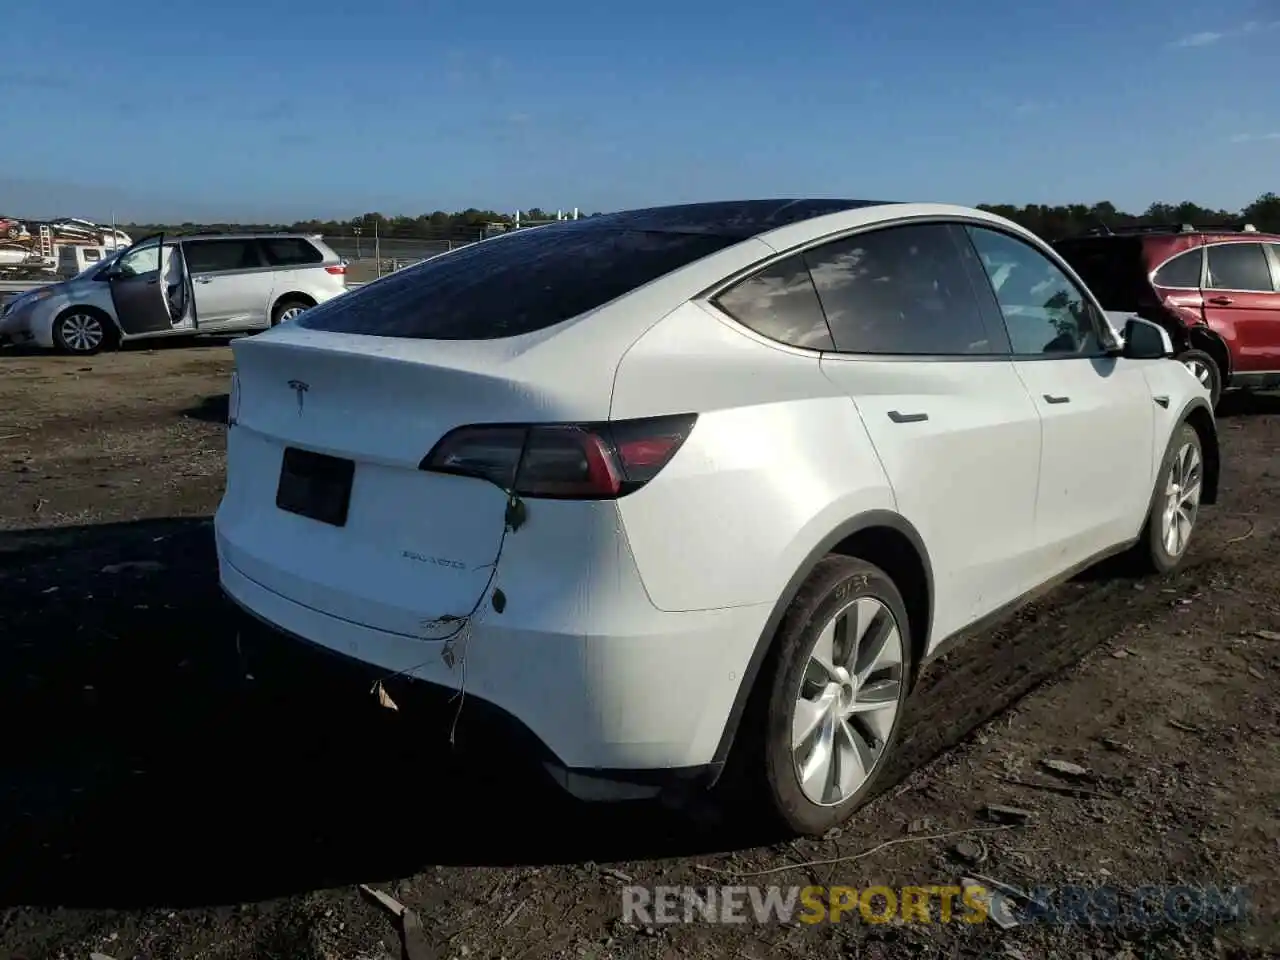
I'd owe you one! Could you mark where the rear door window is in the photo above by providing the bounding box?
[260,237,325,266]
[1151,248,1204,288]
[804,223,997,355]
[1205,242,1275,291]
[297,225,739,339]
[182,239,263,273]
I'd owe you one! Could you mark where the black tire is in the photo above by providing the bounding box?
[271,298,311,326]
[1131,422,1204,575]
[51,308,114,356]
[1177,349,1221,409]
[4,226,20,241]
[743,555,915,837]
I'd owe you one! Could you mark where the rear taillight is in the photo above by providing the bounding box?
[325,264,346,275]
[420,414,697,499]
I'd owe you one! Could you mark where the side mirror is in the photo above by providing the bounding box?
[1121,317,1174,360]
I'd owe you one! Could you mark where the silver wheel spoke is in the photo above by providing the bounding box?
[792,686,838,749]
[832,719,868,799]
[797,709,836,800]
[853,603,901,685]
[1181,480,1202,507]
[847,678,901,713]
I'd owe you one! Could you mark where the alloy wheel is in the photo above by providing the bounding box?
[791,596,905,806]
[277,306,305,323]
[1161,441,1203,558]
[59,313,104,353]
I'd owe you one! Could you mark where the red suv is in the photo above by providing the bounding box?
[1052,224,1280,407]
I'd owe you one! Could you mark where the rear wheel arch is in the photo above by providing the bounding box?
[1186,326,1231,381]
[709,510,934,773]
[271,292,316,318]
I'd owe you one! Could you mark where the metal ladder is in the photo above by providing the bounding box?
[38,225,54,259]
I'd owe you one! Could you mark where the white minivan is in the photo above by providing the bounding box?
[0,232,349,354]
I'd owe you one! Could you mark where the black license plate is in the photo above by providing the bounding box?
[276,447,355,527]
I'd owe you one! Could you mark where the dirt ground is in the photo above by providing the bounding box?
[0,339,1277,960]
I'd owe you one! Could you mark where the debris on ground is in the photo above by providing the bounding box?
[1040,758,1088,778]
[983,803,1034,824]
[100,560,166,575]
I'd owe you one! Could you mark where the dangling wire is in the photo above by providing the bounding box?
[369,488,526,746]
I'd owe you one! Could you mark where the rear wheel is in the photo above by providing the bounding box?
[1132,422,1204,574]
[747,555,914,837]
[52,308,114,355]
[271,298,311,326]
[1177,349,1221,408]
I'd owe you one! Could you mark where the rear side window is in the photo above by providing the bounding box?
[1205,243,1274,291]
[804,224,994,355]
[260,237,325,266]
[713,254,834,350]
[1152,248,1204,288]
[183,239,262,273]
[298,226,738,339]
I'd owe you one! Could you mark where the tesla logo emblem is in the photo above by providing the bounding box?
[287,379,309,414]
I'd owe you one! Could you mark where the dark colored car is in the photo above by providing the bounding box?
[1052,224,1280,407]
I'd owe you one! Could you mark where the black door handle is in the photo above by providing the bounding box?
[888,410,929,423]
[1043,394,1071,404]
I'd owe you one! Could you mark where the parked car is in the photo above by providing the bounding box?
[216,200,1219,836]
[0,216,28,241]
[1052,223,1280,407]
[0,232,347,354]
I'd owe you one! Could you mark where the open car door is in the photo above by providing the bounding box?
[107,233,194,335]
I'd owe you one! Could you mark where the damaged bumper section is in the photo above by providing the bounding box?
[217,543,769,805]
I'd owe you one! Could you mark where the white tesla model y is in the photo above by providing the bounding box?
[216,200,1219,836]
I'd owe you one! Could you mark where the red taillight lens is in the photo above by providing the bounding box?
[420,414,697,499]
[325,264,346,275]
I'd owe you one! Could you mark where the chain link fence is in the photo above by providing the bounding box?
[324,230,477,284]
[323,219,575,284]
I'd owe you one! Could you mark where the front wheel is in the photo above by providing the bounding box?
[753,555,914,837]
[1133,422,1204,574]
[1177,349,1221,409]
[52,309,113,355]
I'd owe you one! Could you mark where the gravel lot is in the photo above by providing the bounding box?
[0,340,1277,960]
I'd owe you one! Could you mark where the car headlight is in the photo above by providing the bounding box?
[4,288,54,316]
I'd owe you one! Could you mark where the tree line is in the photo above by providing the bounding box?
[124,192,1280,242]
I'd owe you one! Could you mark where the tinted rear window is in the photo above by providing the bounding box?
[260,237,325,266]
[297,225,739,339]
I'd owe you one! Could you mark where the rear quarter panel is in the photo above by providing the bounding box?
[609,301,897,612]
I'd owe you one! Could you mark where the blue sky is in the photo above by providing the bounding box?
[2,0,1277,221]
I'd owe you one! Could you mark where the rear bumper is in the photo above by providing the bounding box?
[216,540,770,801]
